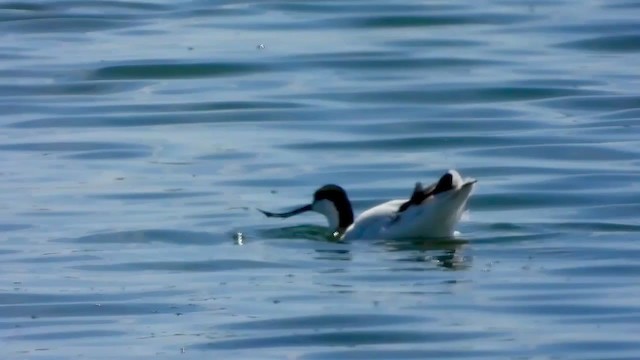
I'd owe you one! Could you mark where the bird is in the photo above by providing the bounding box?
[259,169,476,240]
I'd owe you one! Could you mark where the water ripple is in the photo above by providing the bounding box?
[90,61,272,80]
[75,259,290,272]
[557,34,640,52]
[352,13,538,28]
[304,86,607,104]
[0,81,145,97]
[57,229,223,245]
[7,329,124,341]
[0,302,197,318]
[197,329,495,350]
[217,313,424,330]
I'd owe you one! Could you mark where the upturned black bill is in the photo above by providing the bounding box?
[258,204,312,218]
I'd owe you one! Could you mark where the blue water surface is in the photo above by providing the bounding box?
[1,1,640,359]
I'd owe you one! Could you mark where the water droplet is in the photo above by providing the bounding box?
[234,232,244,245]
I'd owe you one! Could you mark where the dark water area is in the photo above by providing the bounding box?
[1,1,639,358]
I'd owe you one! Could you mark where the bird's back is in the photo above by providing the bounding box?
[341,197,464,240]
[341,199,405,240]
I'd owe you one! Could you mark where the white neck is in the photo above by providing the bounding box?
[312,199,340,230]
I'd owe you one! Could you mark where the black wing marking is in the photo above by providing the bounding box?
[390,182,432,224]
[396,172,455,214]
[397,181,435,213]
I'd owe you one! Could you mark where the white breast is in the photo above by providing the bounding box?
[341,200,404,240]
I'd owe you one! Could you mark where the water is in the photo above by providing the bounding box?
[1,0,640,358]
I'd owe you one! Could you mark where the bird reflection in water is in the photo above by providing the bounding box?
[257,224,469,269]
[382,238,471,270]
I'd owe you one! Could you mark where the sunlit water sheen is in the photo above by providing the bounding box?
[1,0,640,358]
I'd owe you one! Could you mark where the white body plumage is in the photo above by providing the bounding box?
[260,170,476,241]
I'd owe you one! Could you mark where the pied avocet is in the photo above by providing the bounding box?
[259,169,476,240]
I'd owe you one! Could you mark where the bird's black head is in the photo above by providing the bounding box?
[258,184,354,233]
[312,184,354,231]
[313,184,348,202]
